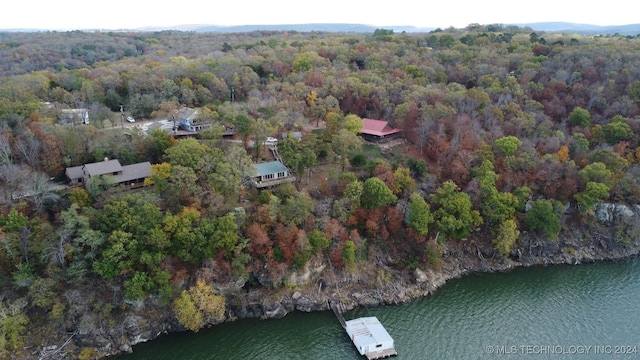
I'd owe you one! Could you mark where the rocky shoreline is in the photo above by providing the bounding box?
[21,219,640,360]
[93,216,639,358]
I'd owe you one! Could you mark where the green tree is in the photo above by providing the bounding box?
[85,174,116,199]
[344,114,364,134]
[93,230,138,279]
[406,193,433,237]
[493,136,522,156]
[124,271,154,300]
[208,145,254,200]
[308,230,330,253]
[251,118,275,159]
[165,138,217,173]
[575,182,610,213]
[0,299,29,355]
[568,106,591,127]
[477,160,519,225]
[292,52,315,72]
[578,162,613,186]
[628,80,640,103]
[393,166,416,196]
[234,114,252,149]
[28,277,56,309]
[526,199,561,239]
[165,207,206,262]
[430,181,482,240]
[361,177,397,209]
[280,192,315,227]
[144,128,175,164]
[166,165,201,208]
[570,133,590,155]
[493,219,520,257]
[342,240,356,270]
[332,178,364,221]
[603,116,633,144]
[332,129,362,172]
[299,146,318,184]
[59,204,106,279]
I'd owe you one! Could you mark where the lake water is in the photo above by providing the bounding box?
[119,259,640,359]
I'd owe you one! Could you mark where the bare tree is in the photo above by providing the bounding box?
[0,163,28,203]
[14,136,41,169]
[415,119,432,154]
[42,230,70,269]
[28,172,60,214]
[0,134,12,165]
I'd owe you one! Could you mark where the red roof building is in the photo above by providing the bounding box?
[359,118,402,142]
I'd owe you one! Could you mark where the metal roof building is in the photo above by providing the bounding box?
[251,161,295,188]
[345,317,397,359]
[359,119,402,143]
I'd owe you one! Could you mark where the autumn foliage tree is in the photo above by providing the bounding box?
[172,280,225,332]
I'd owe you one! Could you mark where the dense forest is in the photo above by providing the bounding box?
[1,25,640,358]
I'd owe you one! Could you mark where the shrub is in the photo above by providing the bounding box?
[350,153,367,168]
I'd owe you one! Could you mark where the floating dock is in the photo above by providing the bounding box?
[331,302,397,359]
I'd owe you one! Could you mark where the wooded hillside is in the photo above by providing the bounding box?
[1,26,640,358]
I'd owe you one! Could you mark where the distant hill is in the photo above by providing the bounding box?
[139,23,435,33]
[516,22,640,35]
[2,22,640,35]
[136,22,640,35]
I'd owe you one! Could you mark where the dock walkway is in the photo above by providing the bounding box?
[364,348,398,360]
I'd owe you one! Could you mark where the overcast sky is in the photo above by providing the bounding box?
[3,0,637,30]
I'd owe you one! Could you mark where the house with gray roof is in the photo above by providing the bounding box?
[177,108,212,132]
[66,158,151,188]
[252,161,295,188]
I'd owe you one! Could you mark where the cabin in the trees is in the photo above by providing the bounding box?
[252,161,295,188]
[59,108,90,126]
[359,119,402,143]
[65,158,151,188]
[281,131,303,141]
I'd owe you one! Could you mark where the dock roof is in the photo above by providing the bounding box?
[345,316,395,357]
